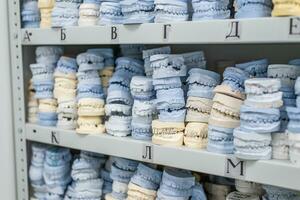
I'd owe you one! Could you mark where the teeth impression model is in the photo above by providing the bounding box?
[209,93,243,129]
[233,127,272,160]
[184,122,208,149]
[240,105,280,133]
[244,78,283,108]
[235,59,268,78]
[186,96,213,123]
[152,120,185,147]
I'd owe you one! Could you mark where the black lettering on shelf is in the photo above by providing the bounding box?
[289,18,300,35]
[23,30,32,42]
[111,26,118,40]
[226,21,240,39]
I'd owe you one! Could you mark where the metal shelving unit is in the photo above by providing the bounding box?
[8,0,300,199]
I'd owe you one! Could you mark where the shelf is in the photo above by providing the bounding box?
[26,123,300,191]
[21,17,300,45]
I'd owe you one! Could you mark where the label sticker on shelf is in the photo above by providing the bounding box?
[289,17,300,37]
[225,21,240,40]
[142,144,153,162]
[163,24,171,40]
[224,156,246,179]
[23,30,32,42]
[51,131,60,145]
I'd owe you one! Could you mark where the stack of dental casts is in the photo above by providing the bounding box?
[105,157,138,200]
[151,53,187,147]
[286,77,300,165]
[185,68,220,149]
[30,46,63,126]
[29,144,48,199]
[51,0,81,27]
[29,144,72,199]
[44,147,72,199]
[22,0,300,28]
[101,157,114,198]
[54,56,78,130]
[268,63,300,160]
[234,78,282,160]
[76,50,106,134]
[93,48,115,96]
[192,0,233,20]
[22,0,40,28]
[127,163,162,199]
[235,0,272,19]
[154,0,188,23]
[121,0,155,24]
[64,151,106,200]
[105,56,144,137]
[79,0,100,26]
[207,67,248,154]
[142,46,171,77]
[28,79,39,123]
[272,0,300,16]
[130,76,156,140]
[38,0,55,28]
[156,168,195,199]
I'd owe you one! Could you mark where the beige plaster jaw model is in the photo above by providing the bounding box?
[272,0,300,17]
[77,98,105,116]
[186,96,213,123]
[209,93,243,129]
[152,120,185,147]
[38,99,58,113]
[214,84,246,100]
[76,116,105,135]
[184,122,208,149]
[127,182,157,200]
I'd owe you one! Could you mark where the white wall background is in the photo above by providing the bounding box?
[0,0,17,199]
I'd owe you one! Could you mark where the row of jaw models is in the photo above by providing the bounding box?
[29,143,300,200]
[21,0,296,28]
[28,45,300,163]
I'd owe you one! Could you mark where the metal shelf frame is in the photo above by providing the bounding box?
[9,0,29,200]
[8,1,300,199]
